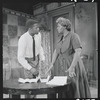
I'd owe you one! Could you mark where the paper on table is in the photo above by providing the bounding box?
[18,75,40,83]
[46,76,67,86]
[18,75,50,83]
[18,78,39,83]
[40,75,50,83]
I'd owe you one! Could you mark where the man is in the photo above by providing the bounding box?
[17,19,45,98]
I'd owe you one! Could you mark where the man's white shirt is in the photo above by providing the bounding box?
[18,31,45,70]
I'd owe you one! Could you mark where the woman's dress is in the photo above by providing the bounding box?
[53,32,91,98]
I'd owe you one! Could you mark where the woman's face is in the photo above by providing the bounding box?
[57,23,65,34]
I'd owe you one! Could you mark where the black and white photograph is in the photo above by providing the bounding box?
[2,0,98,99]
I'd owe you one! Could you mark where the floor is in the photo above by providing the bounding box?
[3,86,98,98]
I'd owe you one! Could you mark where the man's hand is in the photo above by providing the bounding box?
[30,67,39,76]
[29,60,39,68]
[33,70,39,76]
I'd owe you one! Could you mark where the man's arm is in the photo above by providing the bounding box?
[17,36,32,70]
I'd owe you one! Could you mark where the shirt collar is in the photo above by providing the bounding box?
[27,31,39,37]
[63,31,70,39]
[59,32,70,42]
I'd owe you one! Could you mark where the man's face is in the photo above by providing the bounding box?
[31,23,39,35]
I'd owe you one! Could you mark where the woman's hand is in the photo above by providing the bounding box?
[65,67,76,77]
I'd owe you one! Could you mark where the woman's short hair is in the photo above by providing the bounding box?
[56,17,71,31]
[25,19,38,29]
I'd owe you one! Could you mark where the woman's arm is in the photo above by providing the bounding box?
[70,48,82,68]
[51,49,58,65]
[65,48,82,77]
[66,33,82,77]
[45,49,58,74]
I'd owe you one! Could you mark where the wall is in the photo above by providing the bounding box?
[3,8,34,80]
[75,3,97,80]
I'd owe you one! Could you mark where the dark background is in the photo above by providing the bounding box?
[2,0,41,14]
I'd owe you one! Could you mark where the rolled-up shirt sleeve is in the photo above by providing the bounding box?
[17,36,32,70]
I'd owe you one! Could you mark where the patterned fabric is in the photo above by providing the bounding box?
[40,31,51,76]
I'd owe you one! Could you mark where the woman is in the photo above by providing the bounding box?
[46,17,91,98]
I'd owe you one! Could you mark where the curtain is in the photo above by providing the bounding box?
[39,31,51,77]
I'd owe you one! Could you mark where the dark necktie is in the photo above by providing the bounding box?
[32,36,35,61]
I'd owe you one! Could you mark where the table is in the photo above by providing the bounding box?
[3,79,72,98]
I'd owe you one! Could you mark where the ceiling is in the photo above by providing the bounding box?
[3,0,41,15]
